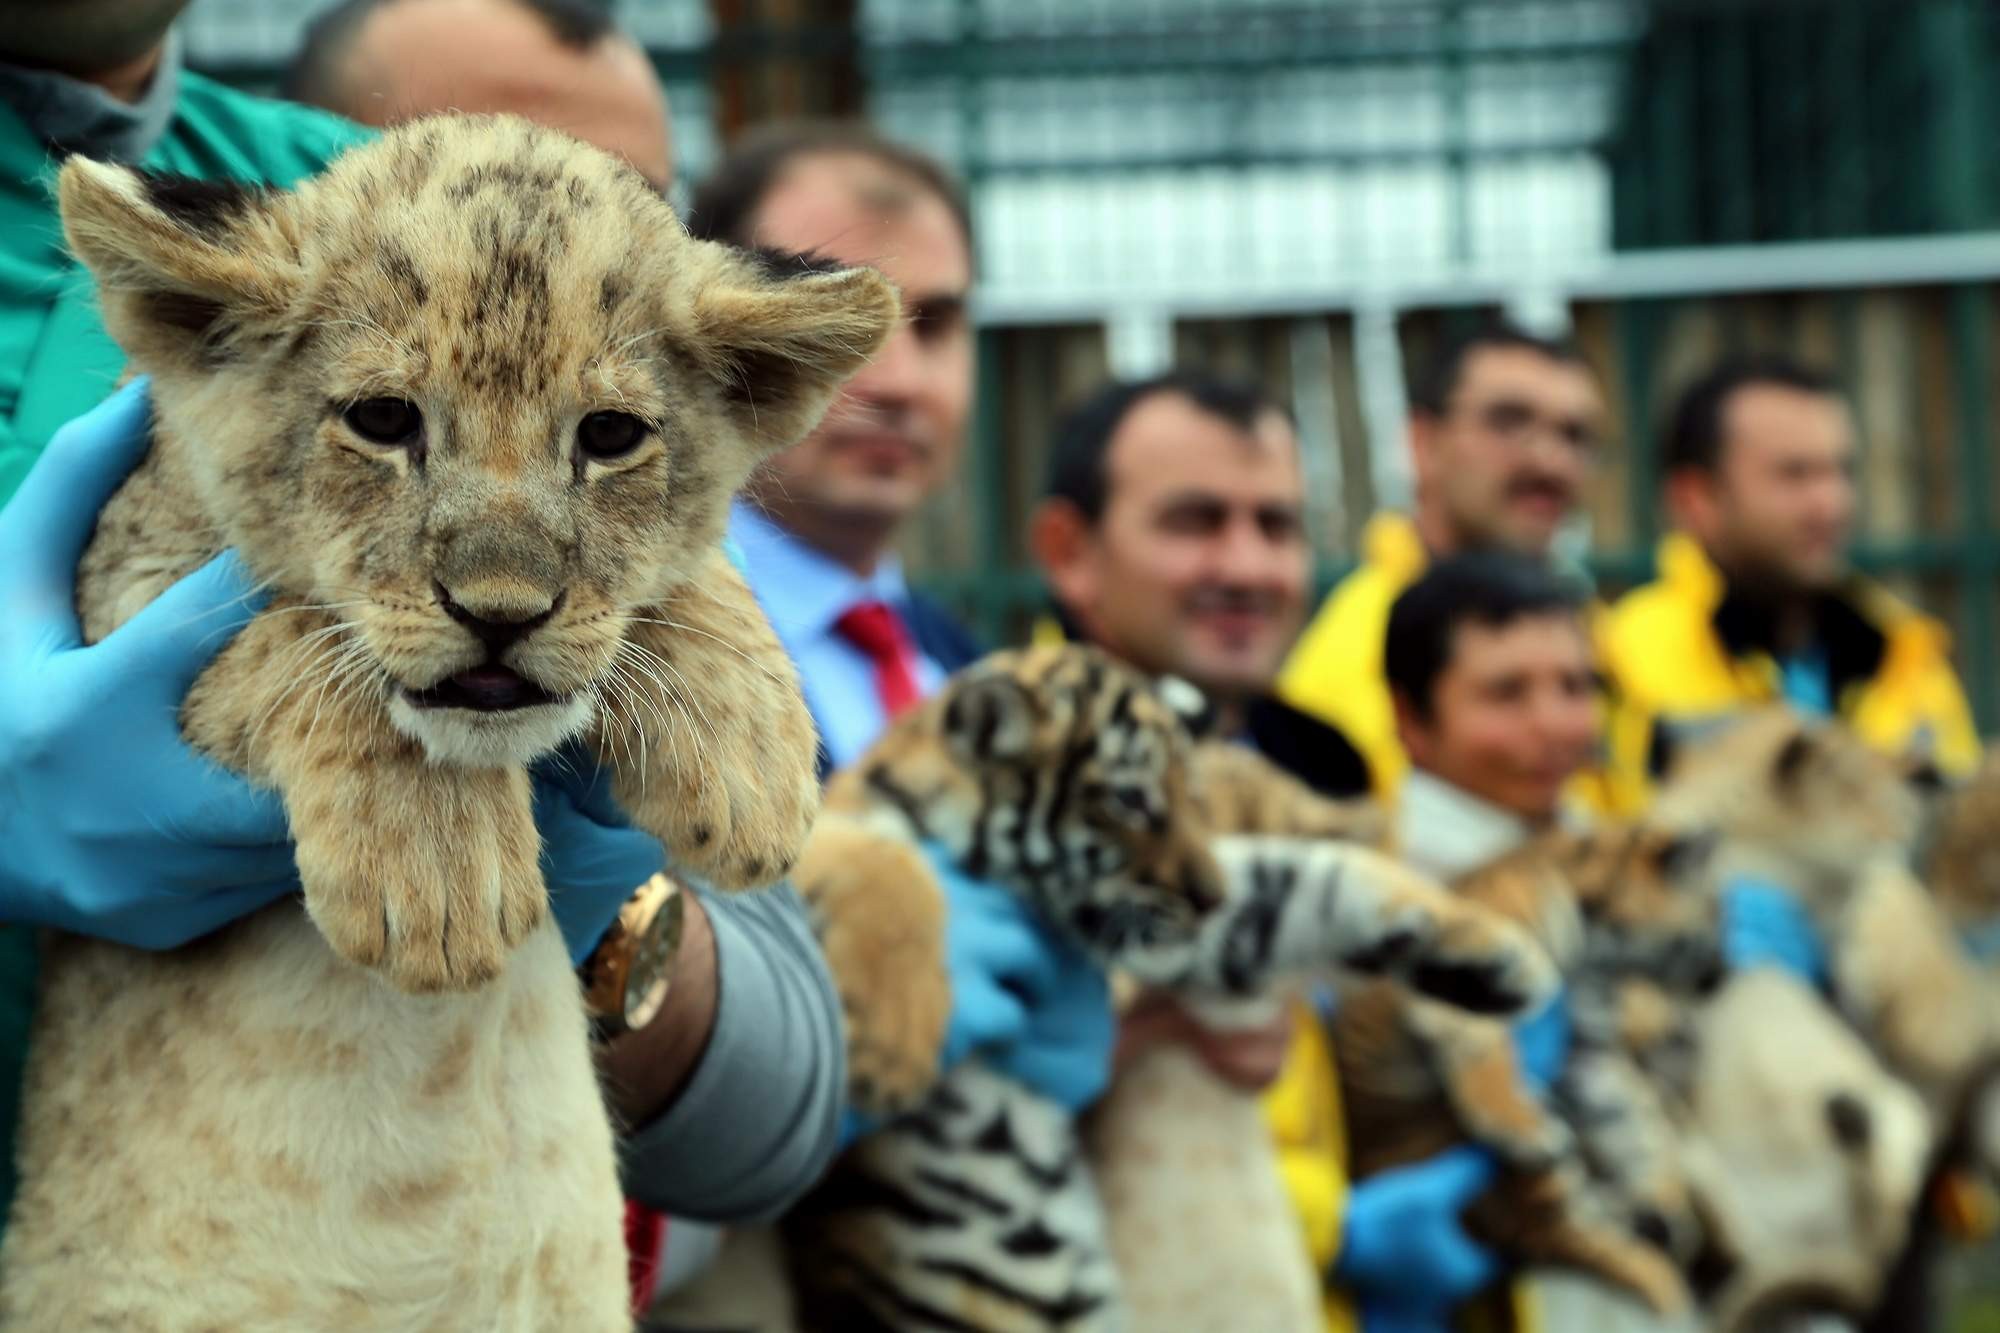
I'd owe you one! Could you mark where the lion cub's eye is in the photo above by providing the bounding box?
[344,397,422,446]
[578,411,650,460]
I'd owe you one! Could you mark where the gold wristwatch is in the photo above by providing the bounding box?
[580,872,685,1038]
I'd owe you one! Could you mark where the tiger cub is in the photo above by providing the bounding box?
[1331,823,1723,1316]
[788,643,1558,1332]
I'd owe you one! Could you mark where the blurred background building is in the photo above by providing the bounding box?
[181,0,2000,733]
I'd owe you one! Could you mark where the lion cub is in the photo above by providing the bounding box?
[0,116,894,1331]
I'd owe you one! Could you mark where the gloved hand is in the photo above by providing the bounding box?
[991,928,1115,1112]
[0,380,297,946]
[1723,877,1828,987]
[531,747,668,963]
[926,846,1116,1111]
[1334,1147,1501,1312]
[1513,991,1571,1091]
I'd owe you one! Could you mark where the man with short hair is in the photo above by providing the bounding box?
[285,0,675,188]
[1030,370,1369,796]
[1271,552,1604,1333]
[688,122,983,759]
[1601,357,1979,799]
[1278,325,1605,800]
[1386,554,1600,862]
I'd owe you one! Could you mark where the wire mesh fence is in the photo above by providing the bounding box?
[180,0,2000,732]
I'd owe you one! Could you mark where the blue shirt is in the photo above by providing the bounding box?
[1780,647,1834,715]
[728,500,946,769]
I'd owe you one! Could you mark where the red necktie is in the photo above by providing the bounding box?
[624,1199,667,1314]
[836,600,924,718]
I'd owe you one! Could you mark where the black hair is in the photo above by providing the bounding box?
[1662,357,1843,476]
[1385,552,1588,721]
[685,120,973,253]
[1409,322,1589,417]
[1043,371,1294,523]
[284,0,617,109]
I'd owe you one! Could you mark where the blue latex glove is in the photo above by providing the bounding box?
[1514,991,1571,1091]
[926,846,1116,1111]
[1723,877,1828,987]
[990,927,1116,1113]
[0,380,298,946]
[531,747,668,963]
[1335,1147,1502,1317]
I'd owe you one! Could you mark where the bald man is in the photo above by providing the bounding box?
[286,0,674,187]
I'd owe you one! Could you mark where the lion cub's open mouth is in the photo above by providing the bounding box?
[404,665,563,713]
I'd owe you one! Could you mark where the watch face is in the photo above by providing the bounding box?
[621,874,685,1031]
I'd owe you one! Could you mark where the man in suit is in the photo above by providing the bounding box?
[687,124,987,766]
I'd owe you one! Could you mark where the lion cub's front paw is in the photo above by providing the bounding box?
[799,817,952,1116]
[617,764,820,892]
[298,767,545,993]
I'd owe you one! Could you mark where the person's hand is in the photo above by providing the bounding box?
[991,929,1115,1112]
[0,380,298,946]
[1723,877,1827,986]
[1334,1147,1502,1310]
[925,846,1115,1110]
[1115,992,1294,1092]
[1513,991,1570,1091]
[531,747,668,964]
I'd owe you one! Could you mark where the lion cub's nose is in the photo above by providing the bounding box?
[435,581,564,653]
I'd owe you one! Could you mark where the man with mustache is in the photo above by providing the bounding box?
[1601,357,1978,797]
[1278,325,1604,803]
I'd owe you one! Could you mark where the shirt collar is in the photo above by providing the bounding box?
[728,499,912,644]
[1395,768,1540,882]
[0,29,183,164]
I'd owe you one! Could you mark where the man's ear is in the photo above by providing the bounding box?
[690,246,900,452]
[1406,411,1444,489]
[57,159,299,371]
[1392,687,1433,769]
[1664,466,1720,545]
[1028,498,1096,612]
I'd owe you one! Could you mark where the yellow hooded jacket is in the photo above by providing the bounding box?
[1276,514,1430,802]
[1600,533,1981,801]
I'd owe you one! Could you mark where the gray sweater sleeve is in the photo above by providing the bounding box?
[618,882,845,1221]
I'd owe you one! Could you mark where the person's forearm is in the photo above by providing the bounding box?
[610,883,846,1221]
[597,889,718,1126]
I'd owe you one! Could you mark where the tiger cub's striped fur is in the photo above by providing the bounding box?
[789,644,1558,1332]
[1331,823,1724,1316]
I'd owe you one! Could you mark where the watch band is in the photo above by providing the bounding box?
[580,872,685,1039]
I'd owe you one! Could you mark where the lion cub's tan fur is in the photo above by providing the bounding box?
[0,115,895,1330]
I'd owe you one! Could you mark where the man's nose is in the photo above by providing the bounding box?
[848,319,924,406]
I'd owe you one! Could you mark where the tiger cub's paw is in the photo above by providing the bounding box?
[798,817,952,1116]
[1407,897,1559,1019]
[1333,846,1558,1017]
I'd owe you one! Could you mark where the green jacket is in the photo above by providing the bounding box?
[0,66,367,1235]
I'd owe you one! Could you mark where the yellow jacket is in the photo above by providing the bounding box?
[1278,514,1430,801]
[1601,533,1981,803]
[1264,1001,1361,1333]
[1264,1002,1530,1333]
[1275,514,1621,815]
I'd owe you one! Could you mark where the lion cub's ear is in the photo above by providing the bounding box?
[689,246,900,452]
[57,159,299,373]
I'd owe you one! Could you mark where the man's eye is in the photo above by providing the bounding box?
[344,397,422,445]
